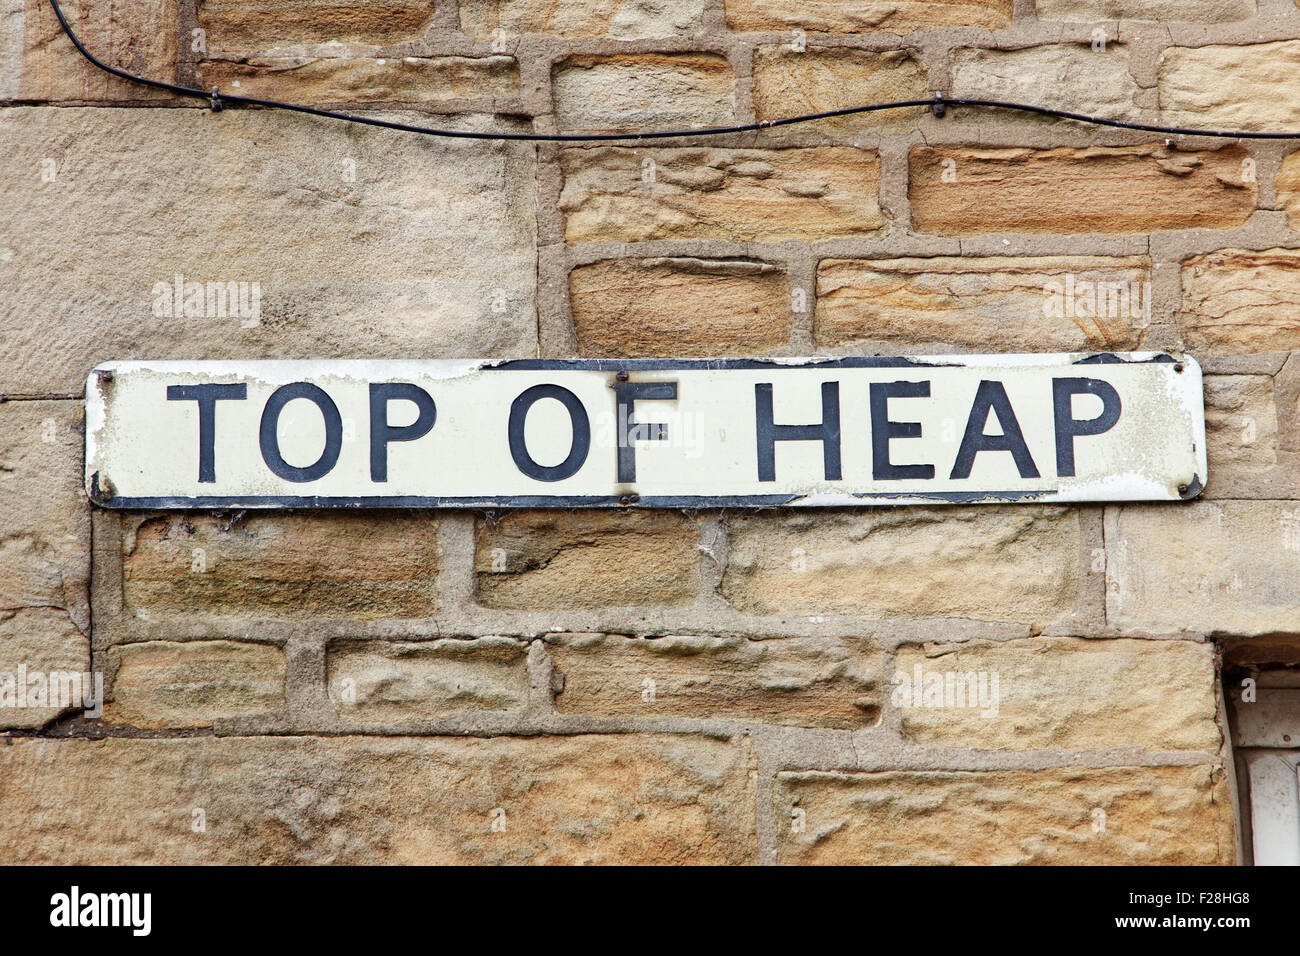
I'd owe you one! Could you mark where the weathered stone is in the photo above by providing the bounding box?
[199,0,437,50]
[775,765,1234,864]
[106,640,285,727]
[1036,0,1252,21]
[123,513,438,620]
[951,45,1140,121]
[726,0,1011,34]
[6,0,176,102]
[751,46,927,133]
[1276,152,1300,230]
[1107,501,1300,635]
[894,638,1220,752]
[910,145,1255,236]
[569,258,792,357]
[476,511,699,609]
[0,734,757,863]
[552,54,734,132]
[1203,375,1278,474]
[0,107,537,396]
[815,256,1149,351]
[548,633,881,727]
[460,0,707,40]
[328,638,530,720]
[0,0,20,100]
[0,608,90,729]
[558,146,884,243]
[1160,42,1300,131]
[0,401,89,633]
[1179,249,1300,352]
[722,508,1080,624]
[198,55,518,104]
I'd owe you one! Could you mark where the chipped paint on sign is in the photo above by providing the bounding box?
[84,354,1206,509]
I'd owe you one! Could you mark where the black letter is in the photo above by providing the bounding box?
[508,384,590,482]
[1053,377,1122,477]
[369,383,436,482]
[166,383,247,483]
[755,381,842,482]
[259,382,343,483]
[870,380,935,481]
[950,380,1040,480]
[614,380,677,482]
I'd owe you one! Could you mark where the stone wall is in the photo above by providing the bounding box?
[4,0,1300,864]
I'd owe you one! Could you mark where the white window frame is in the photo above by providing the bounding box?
[1234,680,1300,866]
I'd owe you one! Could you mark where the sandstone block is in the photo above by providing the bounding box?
[0,107,537,396]
[1179,249,1300,353]
[751,46,927,133]
[1203,375,1278,474]
[0,400,89,631]
[0,608,90,729]
[475,511,699,609]
[722,508,1080,624]
[1106,500,1300,635]
[552,54,734,132]
[950,45,1140,121]
[726,0,1011,34]
[0,734,757,863]
[1276,152,1300,230]
[775,765,1234,864]
[198,54,518,104]
[569,258,792,357]
[815,256,1149,351]
[549,633,881,727]
[460,0,707,40]
[1037,0,1251,21]
[123,513,438,620]
[558,146,884,243]
[106,639,285,727]
[894,637,1220,751]
[5,0,176,102]
[198,0,437,51]
[1160,42,1300,131]
[909,145,1255,236]
[329,637,530,720]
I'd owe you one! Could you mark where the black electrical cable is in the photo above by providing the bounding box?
[48,0,1300,142]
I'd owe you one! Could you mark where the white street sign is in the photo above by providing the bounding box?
[84,355,1206,508]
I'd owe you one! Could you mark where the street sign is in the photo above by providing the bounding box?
[85,354,1206,509]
